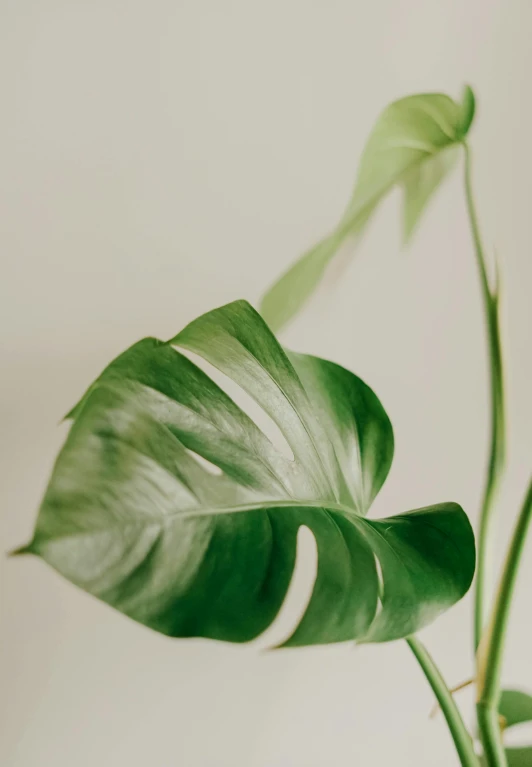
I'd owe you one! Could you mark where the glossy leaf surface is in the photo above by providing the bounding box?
[18,301,475,645]
[260,87,476,332]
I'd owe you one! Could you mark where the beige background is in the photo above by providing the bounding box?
[2,1,532,765]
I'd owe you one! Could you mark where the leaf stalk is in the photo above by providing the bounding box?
[476,478,532,767]
[408,637,480,767]
[462,142,506,655]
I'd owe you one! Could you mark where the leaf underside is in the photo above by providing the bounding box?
[260,86,476,332]
[18,301,475,646]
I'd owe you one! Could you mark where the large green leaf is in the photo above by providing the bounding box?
[260,86,476,332]
[17,301,475,645]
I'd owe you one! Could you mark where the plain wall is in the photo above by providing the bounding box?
[2,2,532,765]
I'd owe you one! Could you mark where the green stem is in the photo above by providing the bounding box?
[407,637,480,767]
[476,477,532,767]
[463,143,506,652]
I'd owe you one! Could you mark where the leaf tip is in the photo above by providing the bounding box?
[402,214,418,247]
[8,541,36,558]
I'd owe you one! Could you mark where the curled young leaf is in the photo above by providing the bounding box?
[260,86,476,332]
[17,301,475,646]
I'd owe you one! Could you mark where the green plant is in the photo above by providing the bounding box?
[260,86,532,766]
[15,87,531,766]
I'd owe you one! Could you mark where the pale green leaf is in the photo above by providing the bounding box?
[402,145,459,242]
[260,86,476,332]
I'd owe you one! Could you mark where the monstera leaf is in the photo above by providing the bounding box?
[260,86,476,331]
[16,301,475,645]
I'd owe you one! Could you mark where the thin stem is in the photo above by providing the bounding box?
[463,143,506,652]
[407,637,480,767]
[476,477,532,767]
[430,678,475,719]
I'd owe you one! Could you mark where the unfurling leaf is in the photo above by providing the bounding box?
[17,301,475,646]
[260,86,476,332]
